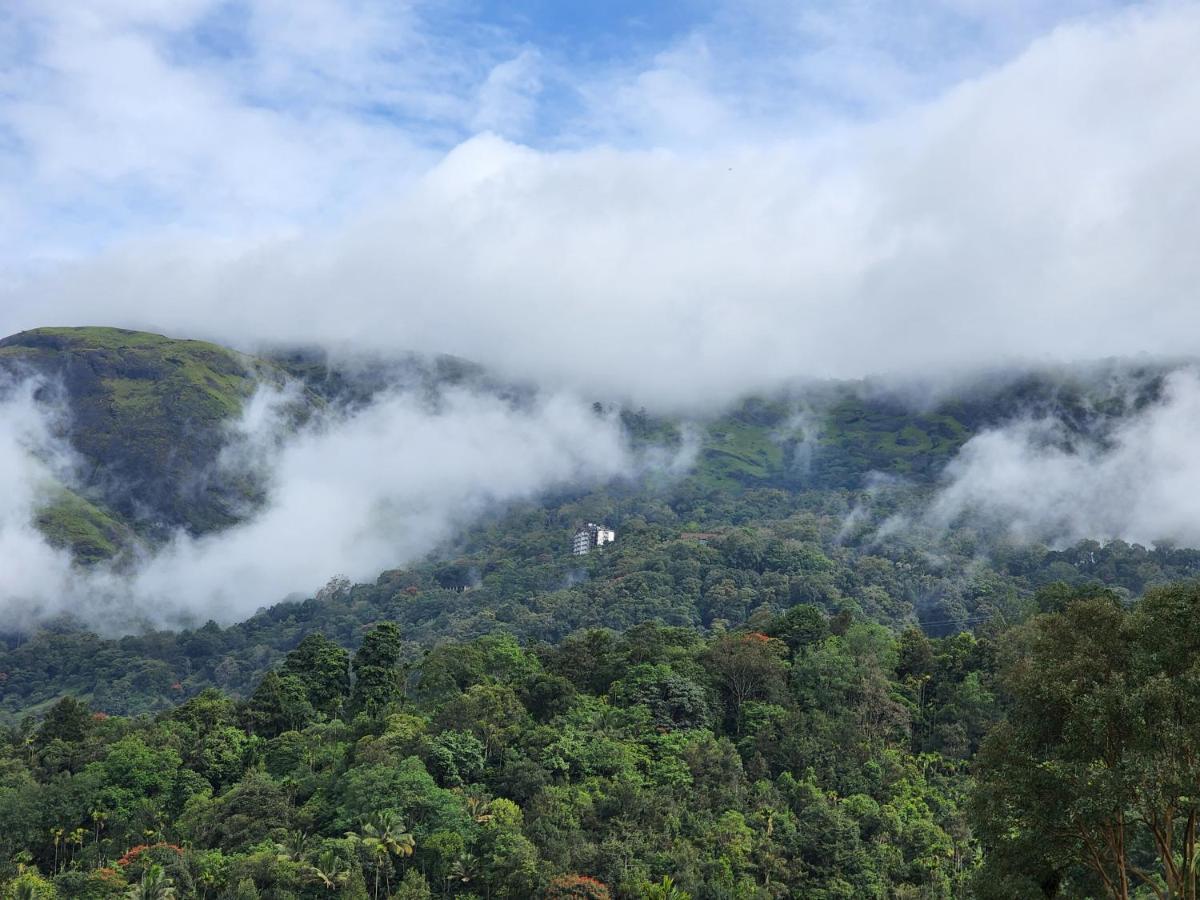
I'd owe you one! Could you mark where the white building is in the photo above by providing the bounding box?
[573,522,615,555]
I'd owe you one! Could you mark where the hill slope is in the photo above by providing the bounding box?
[0,327,278,557]
[0,328,1187,720]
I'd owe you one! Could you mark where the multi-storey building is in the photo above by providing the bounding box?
[572,522,615,555]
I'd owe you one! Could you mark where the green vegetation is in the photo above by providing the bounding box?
[0,614,989,898]
[2,330,1195,897]
[0,328,281,558]
[7,584,1200,898]
[33,488,131,565]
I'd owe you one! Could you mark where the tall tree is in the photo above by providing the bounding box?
[975,586,1200,899]
[282,633,351,716]
[349,623,404,717]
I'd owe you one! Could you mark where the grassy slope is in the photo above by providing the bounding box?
[33,488,132,564]
[0,327,269,559]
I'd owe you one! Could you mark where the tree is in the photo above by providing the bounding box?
[282,633,351,716]
[349,811,415,900]
[609,665,711,731]
[126,864,174,900]
[349,623,404,717]
[392,869,432,900]
[4,872,55,900]
[306,850,347,892]
[36,697,93,748]
[767,604,829,655]
[700,633,788,731]
[242,672,312,738]
[975,587,1200,899]
[640,876,691,900]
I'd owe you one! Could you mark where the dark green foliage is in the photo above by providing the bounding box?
[242,671,313,738]
[35,696,93,747]
[348,623,404,717]
[0,327,278,553]
[281,633,350,716]
[609,664,710,731]
[974,583,1200,897]
[0,618,994,898]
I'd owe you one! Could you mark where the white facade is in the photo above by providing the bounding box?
[572,529,592,555]
[573,522,615,555]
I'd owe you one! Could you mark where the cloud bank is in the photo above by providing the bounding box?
[2,2,1199,631]
[0,383,637,631]
[930,370,1200,548]
[2,3,1197,409]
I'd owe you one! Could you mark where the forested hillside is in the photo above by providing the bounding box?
[5,583,1200,898]
[3,330,1199,899]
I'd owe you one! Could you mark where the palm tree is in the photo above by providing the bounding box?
[306,850,347,892]
[127,863,176,900]
[465,795,494,824]
[274,830,309,862]
[350,811,415,898]
[345,829,388,900]
[366,811,415,860]
[69,827,86,868]
[448,851,479,890]
[50,828,64,875]
[91,810,109,865]
[642,876,691,900]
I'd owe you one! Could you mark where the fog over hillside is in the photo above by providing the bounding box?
[0,373,658,629]
[2,2,1200,630]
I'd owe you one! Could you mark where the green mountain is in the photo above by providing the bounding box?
[0,327,1184,720]
[0,327,281,559]
[0,327,1168,567]
[2,330,1197,898]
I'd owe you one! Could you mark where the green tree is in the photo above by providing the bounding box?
[640,876,691,900]
[125,864,174,900]
[4,872,56,900]
[36,697,93,748]
[349,623,404,717]
[767,604,829,655]
[700,632,788,731]
[282,632,351,716]
[975,586,1200,899]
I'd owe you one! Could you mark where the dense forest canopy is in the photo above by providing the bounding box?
[5,584,1200,899]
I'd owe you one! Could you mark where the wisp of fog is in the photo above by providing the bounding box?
[930,370,1200,548]
[0,379,637,631]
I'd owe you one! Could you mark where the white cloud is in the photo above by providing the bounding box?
[0,382,641,630]
[1,1,1198,631]
[930,370,1200,547]
[472,50,543,138]
[4,4,1197,409]
[0,380,80,623]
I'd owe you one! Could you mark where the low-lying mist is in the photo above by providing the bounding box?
[929,368,1200,548]
[0,378,651,633]
[7,356,1200,635]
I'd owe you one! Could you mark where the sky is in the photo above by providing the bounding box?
[6,1,1197,408]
